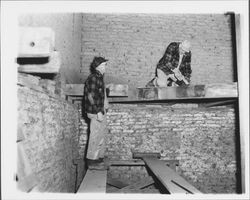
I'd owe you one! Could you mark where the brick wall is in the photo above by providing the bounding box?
[18,74,82,192]
[79,103,238,193]
[80,14,233,87]
[18,13,234,86]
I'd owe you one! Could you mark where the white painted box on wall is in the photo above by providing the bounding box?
[18,27,55,57]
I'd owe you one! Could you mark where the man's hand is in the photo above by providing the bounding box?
[171,68,190,85]
[172,68,183,80]
[104,97,109,110]
[168,73,177,82]
[97,112,104,122]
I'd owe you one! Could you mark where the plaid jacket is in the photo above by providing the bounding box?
[84,71,105,114]
[156,42,192,84]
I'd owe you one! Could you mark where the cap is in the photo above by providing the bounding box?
[91,56,108,69]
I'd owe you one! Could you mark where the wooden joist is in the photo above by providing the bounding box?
[142,157,202,194]
[109,159,179,168]
[203,99,236,107]
[64,84,129,97]
[109,160,146,166]
[18,51,61,74]
[77,169,107,193]
[118,176,155,193]
[106,84,129,97]
[107,178,129,189]
[205,83,238,98]
[64,83,238,103]
[137,83,238,100]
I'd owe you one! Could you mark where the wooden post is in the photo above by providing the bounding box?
[235,13,245,194]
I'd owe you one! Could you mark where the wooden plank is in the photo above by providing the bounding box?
[205,83,238,98]
[143,157,202,194]
[107,84,129,97]
[77,169,107,193]
[108,83,238,102]
[18,51,61,74]
[64,83,238,102]
[107,178,129,189]
[110,160,145,166]
[118,176,155,193]
[203,99,236,107]
[18,73,41,86]
[132,152,161,159]
[109,159,179,168]
[138,83,238,100]
[64,84,128,97]
[18,27,54,57]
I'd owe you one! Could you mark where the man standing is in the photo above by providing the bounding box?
[84,56,109,170]
[146,40,192,87]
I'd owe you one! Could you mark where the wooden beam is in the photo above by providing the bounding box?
[143,157,202,194]
[18,51,61,74]
[132,152,161,159]
[18,27,54,57]
[64,84,128,97]
[107,178,129,189]
[109,160,179,168]
[109,160,145,166]
[107,84,129,97]
[205,83,238,98]
[77,169,107,193]
[137,83,238,100]
[64,83,238,102]
[203,99,236,107]
[118,176,155,193]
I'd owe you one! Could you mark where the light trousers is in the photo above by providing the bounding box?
[86,113,107,160]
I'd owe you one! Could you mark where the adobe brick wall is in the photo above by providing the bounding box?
[79,103,238,193]
[18,74,82,192]
[80,13,233,87]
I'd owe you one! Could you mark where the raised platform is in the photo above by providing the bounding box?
[64,83,238,104]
